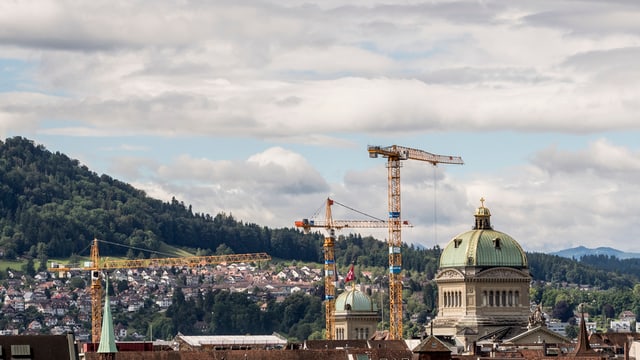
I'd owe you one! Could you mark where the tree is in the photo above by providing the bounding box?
[215,244,234,255]
[552,300,574,322]
[565,325,578,339]
[602,303,615,319]
[22,258,36,276]
[68,276,86,290]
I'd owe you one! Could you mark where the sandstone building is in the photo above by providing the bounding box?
[431,199,531,351]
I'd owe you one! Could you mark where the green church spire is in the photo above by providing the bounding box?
[97,274,118,354]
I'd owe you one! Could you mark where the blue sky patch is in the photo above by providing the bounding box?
[0,58,35,93]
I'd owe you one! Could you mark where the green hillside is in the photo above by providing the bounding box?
[0,136,319,261]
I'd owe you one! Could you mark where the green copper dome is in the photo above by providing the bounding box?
[440,199,528,269]
[335,289,377,312]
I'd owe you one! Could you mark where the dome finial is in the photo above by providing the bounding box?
[480,197,485,207]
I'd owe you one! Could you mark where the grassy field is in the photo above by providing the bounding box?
[155,242,194,257]
[0,259,26,271]
[0,241,198,272]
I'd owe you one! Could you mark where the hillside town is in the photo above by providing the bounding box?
[1,260,330,340]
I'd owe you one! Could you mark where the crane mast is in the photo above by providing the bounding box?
[49,238,271,343]
[295,198,408,340]
[368,145,463,339]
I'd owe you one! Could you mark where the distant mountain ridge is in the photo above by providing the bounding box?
[552,246,640,260]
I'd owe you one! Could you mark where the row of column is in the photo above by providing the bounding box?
[482,290,520,307]
[443,291,462,307]
[335,327,370,340]
[443,289,522,307]
[354,327,370,340]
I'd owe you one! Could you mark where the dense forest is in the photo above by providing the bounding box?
[1,136,639,288]
[527,252,638,289]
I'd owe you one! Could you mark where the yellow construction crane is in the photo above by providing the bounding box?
[49,238,271,343]
[295,197,410,340]
[368,145,463,339]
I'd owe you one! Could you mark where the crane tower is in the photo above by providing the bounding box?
[368,145,463,339]
[49,238,271,343]
[295,198,410,339]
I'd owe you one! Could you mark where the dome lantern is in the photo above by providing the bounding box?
[474,197,492,230]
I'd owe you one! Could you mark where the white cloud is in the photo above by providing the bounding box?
[127,147,331,227]
[4,0,640,254]
[2,0,640,138]
[453,140,640,252]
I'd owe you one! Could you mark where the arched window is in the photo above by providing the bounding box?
[489,291,494,306]
[515,291,520,306]
[508,291,513,306]
[502,291,506,306]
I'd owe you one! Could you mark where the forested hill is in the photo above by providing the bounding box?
[0,136,318,260]
[0,136,638,289]
[0,136,437,273]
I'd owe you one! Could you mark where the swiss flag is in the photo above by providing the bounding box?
[345,264,355,283]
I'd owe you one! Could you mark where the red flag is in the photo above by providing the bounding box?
[345,264,355,283]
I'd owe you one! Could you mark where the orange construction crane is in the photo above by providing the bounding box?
[368,145,463,339]
[295,197,410,340]
[49,238,271,343]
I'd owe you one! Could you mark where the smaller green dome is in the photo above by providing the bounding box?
[335,289,377,312]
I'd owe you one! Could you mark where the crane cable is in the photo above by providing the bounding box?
[332,199,386,222]
[307,198,386,222]
[96,238,183,259]
[433,165,438,244]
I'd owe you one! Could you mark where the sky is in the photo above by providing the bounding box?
[2,0,640,254]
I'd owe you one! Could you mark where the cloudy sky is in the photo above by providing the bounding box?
[2,0,640,253]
